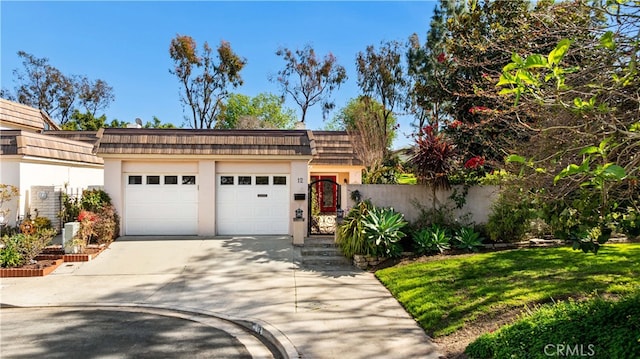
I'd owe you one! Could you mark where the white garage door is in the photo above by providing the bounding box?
[125,174,198,235]
[216,174,289,235]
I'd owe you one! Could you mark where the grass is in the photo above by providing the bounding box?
[397,173,417,185]
[375,243,640,337]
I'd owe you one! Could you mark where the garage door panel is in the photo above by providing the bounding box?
[125,173,198,235]
[216,174,289,235]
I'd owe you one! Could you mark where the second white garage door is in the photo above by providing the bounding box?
[216,174,290,235]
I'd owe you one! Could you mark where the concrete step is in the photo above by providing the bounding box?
[300,247,343,257]
[300,255,352,267]
[304,237,337,248]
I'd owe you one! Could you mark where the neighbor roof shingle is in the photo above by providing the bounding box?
[0,130,103,165]
[0,98,60,132]
[310,131,362,166]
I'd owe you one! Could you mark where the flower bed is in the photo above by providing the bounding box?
[0,259,63,278]
[36,244,108,262]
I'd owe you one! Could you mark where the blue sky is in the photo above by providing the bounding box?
[1,1,436,148]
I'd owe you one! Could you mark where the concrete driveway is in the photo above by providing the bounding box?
[0,236,441,358]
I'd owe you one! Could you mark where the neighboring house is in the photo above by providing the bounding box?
[94,128,363,236]
[0,98,104,228]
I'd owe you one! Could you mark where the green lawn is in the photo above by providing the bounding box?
[375,243,640,337]
[397,173,417,184]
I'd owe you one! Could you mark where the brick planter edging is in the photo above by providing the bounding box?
[0,259,64,278]
[36,244,109,263]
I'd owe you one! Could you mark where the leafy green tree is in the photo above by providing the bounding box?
[356,40,408,158]
[272,45,347,123]
[3,51,114,125]
[169,35,246,129]
[61,110,107,131]
[216,93,297,129]
[407,0,461,132]
[143,116,177,129]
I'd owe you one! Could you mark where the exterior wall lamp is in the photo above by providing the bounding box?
[295,208,304,219]
[336,208,344,219]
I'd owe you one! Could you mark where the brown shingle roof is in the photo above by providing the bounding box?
[0,98,60,132]
[310,131,362,166]
[46,130,100,145]
[95,128,315,157]
[0,130,103,165]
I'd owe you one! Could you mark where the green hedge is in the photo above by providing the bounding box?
[466,292,640,359]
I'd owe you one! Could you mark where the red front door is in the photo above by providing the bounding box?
[311,176,337,213]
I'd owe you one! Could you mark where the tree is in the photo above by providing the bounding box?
[407,0,462,133]
[4,51,114,125]
[331,96,397,168]
[169,35,246,129]
[216,93,297,129]
[355,40,408,157]
[143,116,177,129]
[272,45,347,123]
[61,111,108,131]
[434,0,600,169]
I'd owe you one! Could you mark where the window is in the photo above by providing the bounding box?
[164,175,178,185]
[238,176,252,185]
[128,175,142,185]
[220,176,234,185]
[182,176,196,185]
[256,176,269,185]
[147,176,160,185]
[273,176,287,185]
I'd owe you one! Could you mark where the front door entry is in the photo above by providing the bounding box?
[311,175,337,213]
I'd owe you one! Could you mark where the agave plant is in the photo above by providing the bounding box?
[361,206,407,258]
[413,224,451,255]
[453,227,483,252]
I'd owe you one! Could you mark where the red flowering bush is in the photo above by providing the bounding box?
[465,156,485,169]
[449,120,463,130]
[437,52,446,63]
[73,210,98,251]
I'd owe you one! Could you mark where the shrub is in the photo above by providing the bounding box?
[0,229,56,267]
[0,237,23,267]
[413,224,451,255]
[336,200,373,258]
[80,189,112,212]
[485,192,534,242]
[465,292,640,359]
[453,227,483,252]
[32,216,52,231]
[92,205,119,244]
[361,206,407,258]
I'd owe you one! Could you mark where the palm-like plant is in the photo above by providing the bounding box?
[413,224,451,254]
[409,125,457,210]
[361,207,407,257]
[453,227,483,252]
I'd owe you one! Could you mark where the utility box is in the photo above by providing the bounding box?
[63,221,80,247]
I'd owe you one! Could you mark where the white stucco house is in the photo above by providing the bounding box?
[94,128,364,237]
[0,98,104,228]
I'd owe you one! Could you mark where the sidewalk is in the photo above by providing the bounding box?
[0,236,442,358]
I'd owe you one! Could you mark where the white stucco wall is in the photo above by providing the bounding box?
[0,158,103,227]
[345,184,499,225]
